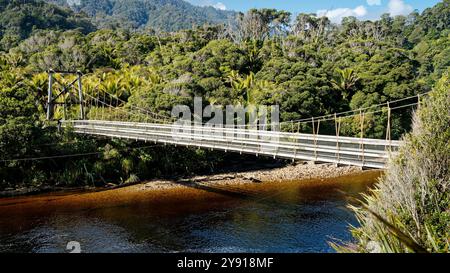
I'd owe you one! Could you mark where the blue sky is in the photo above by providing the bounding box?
[186,0,441,23]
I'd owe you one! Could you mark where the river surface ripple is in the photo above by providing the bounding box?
[0,171,380,253]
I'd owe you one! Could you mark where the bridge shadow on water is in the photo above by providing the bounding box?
[168,178,298,210]
[162,157,290,203]
[171,180,260,200]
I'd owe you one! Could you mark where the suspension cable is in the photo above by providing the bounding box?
[79,83,425,129]
[0,144,167,163]
[84,92,422,128]
[77,68,429,127]
[84,92,169,123]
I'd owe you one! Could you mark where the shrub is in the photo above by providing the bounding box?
[334,72,450,253]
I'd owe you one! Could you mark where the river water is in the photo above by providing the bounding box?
[0,171,380,253]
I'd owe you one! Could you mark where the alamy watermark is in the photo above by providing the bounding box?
[170,97,281,154]
[66,241,81,253]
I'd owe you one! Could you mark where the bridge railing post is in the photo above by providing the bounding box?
[63,86,67,120]
[385,102,392,152]
[77,70,85,120]
[312,117,316,160]
[115,96,119,121]
[335,113,341,165]
[417,94,421,111]
[312,117,320,161]
[95,89,99,120]
[101,91,106,120]
[359,110,365,167]
[46,70,54,120]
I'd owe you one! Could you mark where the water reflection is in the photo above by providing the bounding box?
[0,171,380,253]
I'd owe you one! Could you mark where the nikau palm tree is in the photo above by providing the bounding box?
[331,68,359,101]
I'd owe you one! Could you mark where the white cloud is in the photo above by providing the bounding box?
[353,6,368,16]
[213,2,227,11]
[317,5,368,24]
[186,0,227,11]
[366,0,381,6]
[388,0,413,16]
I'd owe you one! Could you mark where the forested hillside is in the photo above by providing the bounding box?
[47,0,236,31]
[0,0,449,191]
[0,0,95,51]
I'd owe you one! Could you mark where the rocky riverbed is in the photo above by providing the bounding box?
[140,162,367,191]
[0,162,375,198]
[0,162,382,219]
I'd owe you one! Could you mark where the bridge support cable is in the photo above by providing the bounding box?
[115,96,120,121]
[385,102,392,152]
[85,92,154,124]
[359,110,366,167]
[335,113,341,165]
[316,119,321,161]
[95,89,99,120]
[62,85,68,120]
[312,117,321,161]
[51,69,430,128]
[77,71,85,120]
[97,89,171,123]
[312,117,315,160]
[292,122,301,160]
[46,71,54,120]
[108,95,113,119]
[417,93,421,111]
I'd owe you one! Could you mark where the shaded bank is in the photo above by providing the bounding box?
[0,169,381,253]
[0,166,381,218]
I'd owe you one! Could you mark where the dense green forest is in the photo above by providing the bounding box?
[0,0,96,49]
[0,0,449,191]
[0,0,235,49]
[46,0,236,31]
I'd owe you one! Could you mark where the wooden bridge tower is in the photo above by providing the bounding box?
[46,69,84,120]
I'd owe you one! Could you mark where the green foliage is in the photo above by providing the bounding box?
[47,0,236,31]
[331,68,359,101]
[0,0,95,51]
[335,71,450,253]
[0,1,448,195]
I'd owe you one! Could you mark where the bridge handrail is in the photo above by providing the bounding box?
[66,122,397,158]
[71,128,388,169]
[73,128,391,159]
[63,120,401,147]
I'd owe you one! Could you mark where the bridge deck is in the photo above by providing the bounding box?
[63,120,401,169]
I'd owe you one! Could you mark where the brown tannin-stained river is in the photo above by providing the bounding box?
[0,170,381,253]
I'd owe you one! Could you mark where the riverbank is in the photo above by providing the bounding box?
[0,162,369,197]
[0,164,382,253]
[140,162,367,191]
[0,163,382,218]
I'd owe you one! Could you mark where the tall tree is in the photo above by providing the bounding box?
[331,68,359,101]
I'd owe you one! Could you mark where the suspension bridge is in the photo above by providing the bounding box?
[46,70,424,169]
